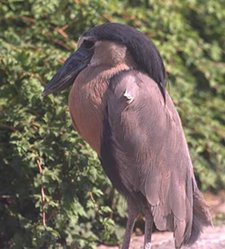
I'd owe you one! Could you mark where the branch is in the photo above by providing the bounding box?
[37,159,46,227]
[0,124,17,132]
[53,39,72,51]
[55,25,69,39]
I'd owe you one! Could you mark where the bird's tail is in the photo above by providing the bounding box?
[184,189,212,246]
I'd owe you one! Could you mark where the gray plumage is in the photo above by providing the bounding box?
[43,23,212,249]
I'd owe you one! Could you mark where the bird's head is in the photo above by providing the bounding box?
[43,23,166,97]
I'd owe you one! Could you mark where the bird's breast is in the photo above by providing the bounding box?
[68,71,107,155]
[68,64,130,155]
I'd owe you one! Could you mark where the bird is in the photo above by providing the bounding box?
[43,23,212,249]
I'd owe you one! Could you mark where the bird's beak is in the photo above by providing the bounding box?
[43,46,93,96]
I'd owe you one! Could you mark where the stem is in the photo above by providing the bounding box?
[37,159,46,227]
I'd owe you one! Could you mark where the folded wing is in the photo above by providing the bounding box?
[100,70,210,248]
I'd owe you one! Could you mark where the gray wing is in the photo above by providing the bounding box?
[103,70,196,246]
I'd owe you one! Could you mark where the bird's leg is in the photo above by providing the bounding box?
[144,209,153,249]
[121,206,138,249]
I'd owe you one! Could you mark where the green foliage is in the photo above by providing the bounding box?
[0,0,224,248]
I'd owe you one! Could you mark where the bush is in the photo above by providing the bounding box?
[0,0,224,248]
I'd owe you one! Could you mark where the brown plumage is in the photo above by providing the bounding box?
[68,40,134,154]
[43,23,212,249]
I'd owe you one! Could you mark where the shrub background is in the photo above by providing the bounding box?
[0,0,224,248]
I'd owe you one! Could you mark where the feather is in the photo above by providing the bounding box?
[100,70,211,248]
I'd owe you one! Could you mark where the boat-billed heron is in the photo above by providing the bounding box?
[43,23,211,249]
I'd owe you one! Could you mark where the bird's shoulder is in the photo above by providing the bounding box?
[106,69,180,128]
[109,69,162,101]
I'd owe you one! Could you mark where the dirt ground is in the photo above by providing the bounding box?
[97,192,225,249]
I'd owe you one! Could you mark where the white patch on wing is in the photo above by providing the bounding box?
[145,242,151,249]
[123,89,134,104]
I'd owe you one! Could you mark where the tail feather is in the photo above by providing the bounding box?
[184,189,212,246]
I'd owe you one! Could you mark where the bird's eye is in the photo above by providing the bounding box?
[82,40,95,49]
